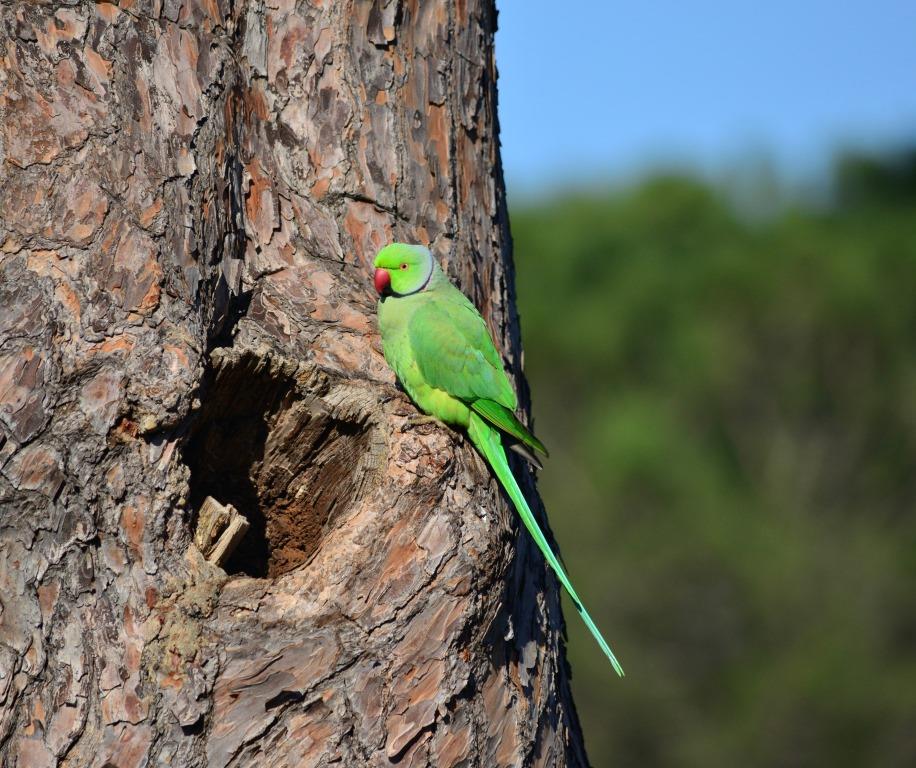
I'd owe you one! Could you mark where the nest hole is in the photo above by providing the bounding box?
[184,353,373,578]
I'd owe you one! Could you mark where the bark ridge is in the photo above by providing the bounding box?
[0,1,588,765]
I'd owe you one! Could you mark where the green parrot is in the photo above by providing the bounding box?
[373,242,624,676]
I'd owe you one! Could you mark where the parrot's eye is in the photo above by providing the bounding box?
[400,263,408,270]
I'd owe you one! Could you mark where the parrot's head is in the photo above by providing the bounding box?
[373,243,433,298]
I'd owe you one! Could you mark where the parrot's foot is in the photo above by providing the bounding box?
[404,415,443,430]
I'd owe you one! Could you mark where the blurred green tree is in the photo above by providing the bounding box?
[511,152,916,768]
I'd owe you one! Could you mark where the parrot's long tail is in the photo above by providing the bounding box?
[468,412,625,677]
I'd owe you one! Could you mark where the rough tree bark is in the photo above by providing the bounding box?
[0,1,590,766]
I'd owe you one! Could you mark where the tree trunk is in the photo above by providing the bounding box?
[0,2,589,766]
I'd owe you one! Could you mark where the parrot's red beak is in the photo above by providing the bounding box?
[374,267,391,295]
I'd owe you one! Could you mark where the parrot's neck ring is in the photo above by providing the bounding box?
[391,258,434,298]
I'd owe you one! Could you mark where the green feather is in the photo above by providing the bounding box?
[468,413,624,676]
[471,398,548,456]
[408,300,517,408]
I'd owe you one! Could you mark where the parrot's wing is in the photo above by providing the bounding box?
[408,297,517,408]
[472,399,548,457]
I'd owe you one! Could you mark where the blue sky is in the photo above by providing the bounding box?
[495,1,916,192]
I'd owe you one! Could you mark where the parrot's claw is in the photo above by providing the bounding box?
[404,415,442,430]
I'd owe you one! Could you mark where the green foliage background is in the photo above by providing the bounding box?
[510,152,916,768]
